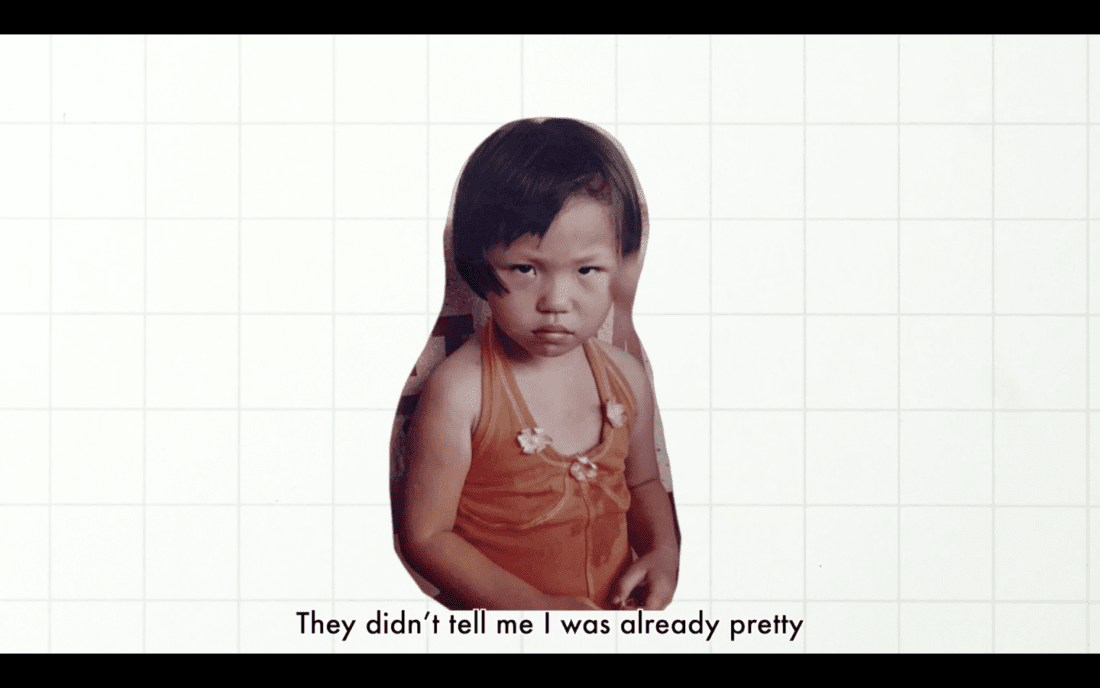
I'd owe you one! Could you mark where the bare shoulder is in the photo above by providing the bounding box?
[418,336,482,429]
[592,338,650,407]
[593,337,657,488]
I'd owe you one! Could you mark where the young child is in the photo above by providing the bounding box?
[399,118,678,611]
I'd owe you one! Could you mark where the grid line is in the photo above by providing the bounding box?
[896,34,902,653]
[801,33,809,653]
[7,311,1100,317]
[6,501,1089,509]
[10,119,1093,126]
[330,33,337,655]
[991,34,998,652]
[1085,34,1092,654]
[9,406,1099,413]
[141,34,148,653]
[5,216,1096,222]
[707,34,714,654]
[46,33,53,654]
[424,34,431,654]
[236,33,243,654]
[0,597,1086,604]
[426,35,432,368]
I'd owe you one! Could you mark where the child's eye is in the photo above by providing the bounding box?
[511,265,534,274]
[579,266,602,276]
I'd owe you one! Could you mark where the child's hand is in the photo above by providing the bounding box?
[611,549,677,610]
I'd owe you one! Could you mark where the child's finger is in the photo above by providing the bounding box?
[643,575,676,610]
[612,565,648,608]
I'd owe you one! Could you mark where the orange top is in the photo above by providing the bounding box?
[454,323,637,609]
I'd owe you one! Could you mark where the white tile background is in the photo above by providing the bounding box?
[0,34,1097,653]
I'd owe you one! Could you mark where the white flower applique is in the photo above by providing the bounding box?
[517,428,552,454]
[570,456,598,481]
[605,399,626,428]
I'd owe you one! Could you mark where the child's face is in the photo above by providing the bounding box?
[486,196,620,360]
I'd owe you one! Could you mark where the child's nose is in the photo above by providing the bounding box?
[537,275,571,312]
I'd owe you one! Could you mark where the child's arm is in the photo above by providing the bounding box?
[606,344,679,610]
[399,348,597,611]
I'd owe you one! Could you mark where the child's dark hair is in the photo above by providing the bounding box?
[452,118,643,300]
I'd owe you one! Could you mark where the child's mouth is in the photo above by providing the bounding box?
[533,327,572,341]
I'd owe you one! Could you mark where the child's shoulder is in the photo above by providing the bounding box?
[591,338,649,406]
[418,335,483,431]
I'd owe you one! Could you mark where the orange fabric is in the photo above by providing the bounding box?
[454,323,637,609]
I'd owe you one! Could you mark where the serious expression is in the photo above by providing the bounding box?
[485,196,620,359]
